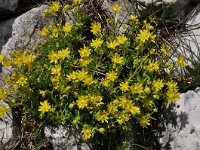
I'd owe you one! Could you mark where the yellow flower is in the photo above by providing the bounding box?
[63,23,72,33]
[16,75,28,87]
[149,48,155,55]
[49,50,60,63]
[73,0,82,4]
[101,78,110,87]
[49,25,58,38]
[153,94,160,100]
[61,48,70,58]
[137,29,156,43]
[79,58,92,66]
[76,96,88,109]
[107,40,119,49]
[107,102,118,114]
[0,87,8,100]
[146,60,159,72]
[48,51,58,63]
[50,76,59,85]
[39,90,46,98]
[144,86,151,94]
[81,124,93,141]
[130,106,141,115]
[69,102,75,109]
[161,44,171,54]
[0,105,7,117]
[118,97,140,116]
[63,4,70,11]
[166,80,178,90]
[79,46,91,58]
[90,38,103,49]
[2,58,12,67]
[77,70,88,80]
[0,54,5,62]
[116,34,128,45]
[117,111,131,125]
[95,111,109,123]
[38,100,51,113]
[43,9,50,15]
[130,83,143,94]
[106,71,118,82]
[48,48,70,63]
[119,96,131,109]
[166,89,180,103]
[139,114,151,128]
[119,81,129,92]
[40,27,48,37]
[90,22,101,35]
[144,22,154,31]
[130,15,138,22]
[67,71,77,81]
[12,50,34,66]
[98,128,105,134]
[51,65,61,76]
[90,95,103,107]
[111,53,124,64]
[111,4,121,13]
[72,116,80,125]
[83,76,94,85]
[152,79,164,92]
[164,62,173,68]
[49,1,61,12]
[24,54,37,65]
[177,56,188,67]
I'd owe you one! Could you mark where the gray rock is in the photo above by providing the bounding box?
[101,0,134,33]
[0,101,20,150]
[0,0,18,12]
[0,18,15,52]
[44,125,91,150]
[160,88,200,150]
[0,5,55,149]
[0,101,12,145]
[1,5,55,57]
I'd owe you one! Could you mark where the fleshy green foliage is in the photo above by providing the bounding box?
[0,1,188,149]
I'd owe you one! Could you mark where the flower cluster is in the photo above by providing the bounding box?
[0,1,186,146]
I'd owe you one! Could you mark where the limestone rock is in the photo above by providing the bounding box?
[1,5,55,57]
[102,0,134,20]
[160,88,200,150]
[101,0,134,33]
[0,5,55,149]
[44,125,91,150]
[0,101,13,145]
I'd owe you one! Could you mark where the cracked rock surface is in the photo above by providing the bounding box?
[45,125,90,150]
[160,88,200,150]
[0,5,55,149]
[1,5,55,57]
